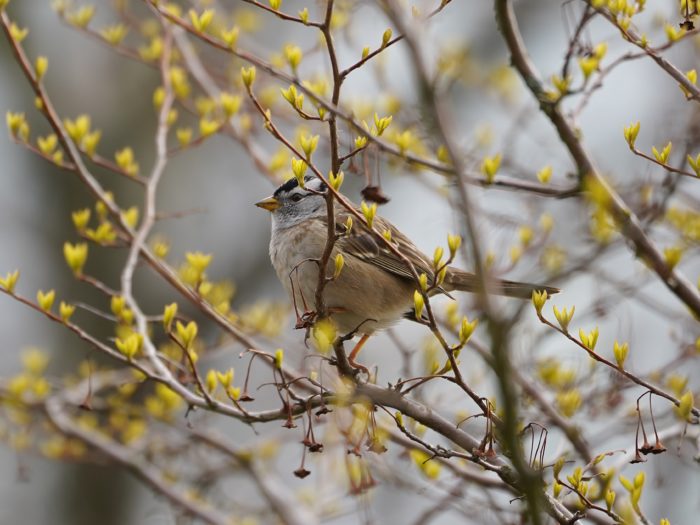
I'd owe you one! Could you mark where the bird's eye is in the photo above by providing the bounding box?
[290,194,303,202]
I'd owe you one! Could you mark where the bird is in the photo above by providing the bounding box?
[256,175,558,371]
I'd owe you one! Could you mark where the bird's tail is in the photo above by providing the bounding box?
[445,269,559,299]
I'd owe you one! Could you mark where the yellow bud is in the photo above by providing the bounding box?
[553,481,562,498]
[300,134,319,158]
[195,96,216,116]
[189,9,214,33]
[329,170,344,190]
[0,270,20,293]
[418,273,428,292]
[552,305,574,332]
[311,319,337,354]
[63,242,88,276]
[283,43,303,70]
[59,301,75,322]
[176,127,192,146]
[665,23,684,42]
[199,117,220,138]
[604,489,616,511]
[578,327,599,351]
[291,158,307,186]
[37,134,58,155]
[447,234,461,258]
[220,26,239,49]
[37,289,55,312]
[163,302,178,331]
[153,239,170,259]
[51,150,63,165]
[652,142,672,164]
[433,246,444,269]
[216,368,234,387]
[115,146,139,176]
[100,23,129,45]
[687,153,700,176]
[22,348,48,375]
[298,8,309,24]
[531,289,548,314]
[613,340,629,368]
[373,113,392,136]
[269,0,281,10]
[663,246,683,270]
[681,69,698,98]
[623,121,641,148]
[227,386,241,400]
[35,56,48,81]
[241,66,256,88]
[361,46,370,59]
[537,165,552,184]
[436,267,447,286]
[459,316,478,344]
[166,109,178,126]
[593,42,607,60]
[220,92,242,117]
[518,226,534,247]
[280,84,297,105]
[9,22,28,43]
[6,111,25,139]
[115,333,143,360]
[381,28,392,47]
[360,201,377,228]
[436,145,450,163]
[274,348,284,368]
[578,56,598,78]
[176,320,198,349]
[67,5,95,28]
[481,154,501,183]
[553,456,565,478]
[551,74,570,95]
[110,295,125,317]
[153,87,165,109]
[675,390,694,421]
[82,130,101,157]
[185,252,212,282]
[205,369,217,393]
[355,135,368,149]
[413,290,425,320]
[619,474,633,492]
[121,206,139,229]
[65,114,91,143]
[333,253,345,279]
[556,389,582,417]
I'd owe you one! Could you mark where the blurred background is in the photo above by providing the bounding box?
[1,1,698,523]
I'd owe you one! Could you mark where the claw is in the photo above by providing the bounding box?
[295,310,317,330]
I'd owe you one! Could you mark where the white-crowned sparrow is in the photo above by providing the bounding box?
[256,176,558,369]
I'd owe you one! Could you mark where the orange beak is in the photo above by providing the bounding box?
[255,196,280,212]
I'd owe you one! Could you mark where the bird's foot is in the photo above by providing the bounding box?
[295,310,317,329]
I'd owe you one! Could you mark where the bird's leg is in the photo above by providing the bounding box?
[288,259,319,329]
[347,334,370,375]
[288,271,304,329]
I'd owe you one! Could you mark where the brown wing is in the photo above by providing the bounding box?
[334,211,434,282]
